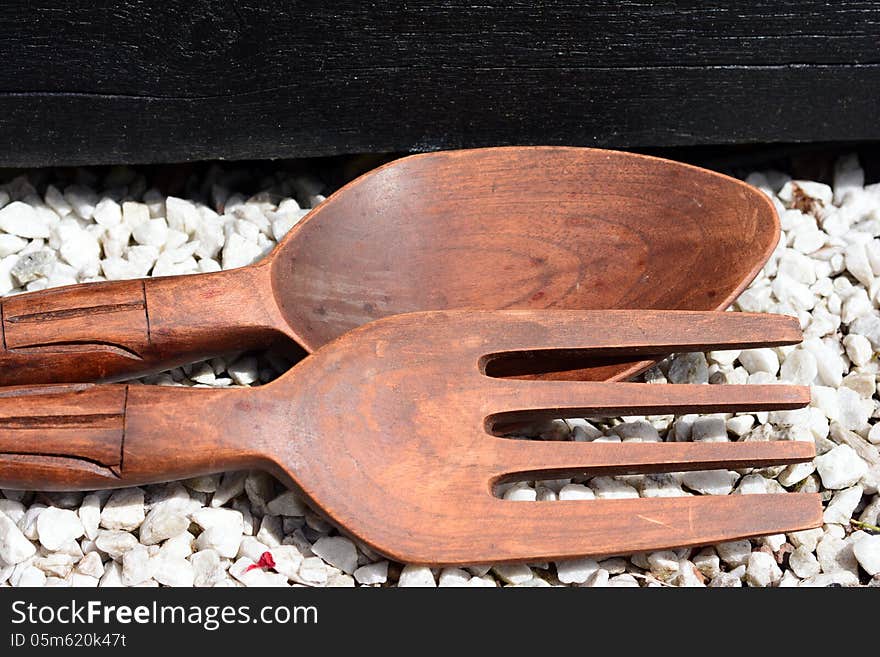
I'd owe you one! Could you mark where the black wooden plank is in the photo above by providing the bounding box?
[2,63,877,167]
[2,1,880,165]
[4,1,880,98]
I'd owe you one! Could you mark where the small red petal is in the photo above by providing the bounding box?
[259,551,276,569]
[245,551,277,572]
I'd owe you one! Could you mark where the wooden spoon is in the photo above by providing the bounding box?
[0,147,779,385]
[0,310,820,564]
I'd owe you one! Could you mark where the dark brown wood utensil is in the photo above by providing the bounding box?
[0,147,779,385]
[0,310,821,564]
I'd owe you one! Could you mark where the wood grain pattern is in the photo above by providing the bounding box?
[1,1,880,165]
[0,310,823,564]
[0,267,285,384]
[0,147,779,385]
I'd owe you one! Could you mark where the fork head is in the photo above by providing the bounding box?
[272,309,822,565]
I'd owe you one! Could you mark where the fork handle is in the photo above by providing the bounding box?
[0,383,273,490]
[0,264,288,385]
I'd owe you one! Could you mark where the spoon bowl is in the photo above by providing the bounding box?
[0,147,779,384]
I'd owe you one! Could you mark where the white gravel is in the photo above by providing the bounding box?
[0,156,878,587]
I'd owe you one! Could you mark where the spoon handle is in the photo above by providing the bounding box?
[0,264,289,385]
[0,383,272,490]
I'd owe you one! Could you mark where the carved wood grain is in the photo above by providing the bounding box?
[0,147,780,387]
[0,310,823,564]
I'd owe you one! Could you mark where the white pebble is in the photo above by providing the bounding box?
[777,461,816,487]
[691,417,728,442]
[265,490,307,516]
[152,554,194,587]
[98,560,125,587]
[647,550,680,579]
[67,573,97,587]
[800,571,859,587]
[667,352,709,384]
[745,551,782,587]
[692,549,721,578]
[772,274,816,310]
[397,565,436,587]
[121,201,149,227]
[0,500,24,524]
[44,185,71,216]
[192,508,244,559]
[671,560,702,587]
[132,217,169,247]
[36,507,84,551]
[0,511,36,565]
[589,477,638,499]
[735,473,784,495]
[64,186,97,219]
[815,444,869,489]
[611,420,660,442]
[836,387,873,431]
[680,470,739,496]
[122,545,154,586]
[228,356,259,385]
[165,197,200,233]
[222,233,263,269]
[738,348,779,375]
[804,338,845,387]
[716,540,751,567]
[817,534,859,576]
[572,568,605,587]
[779,349,818,385]
[93,198,122,227]
[842,373,876,401]
[94,530,138,559]
[194,214,225,259]
[311,536,358,575]
[78,494,101,541]
[0,234,26,257]
[190,550,226,587]
[354,561,388,585]
[492,564,533,585]
[823,485,863,524]
[555,558,599,584]
[869,424,880,446]
[789,527,824,552]
[59,231,100,278]
[726,415,755,437]
[845,241,876,289]
[853,535,880,576]
[0,201,50,238]
[125,245,159,277]
[558,483,595,500]
[296,556,328,586]
[503,483,536,502]
[13,565,47,587]
[708,349,741,367]
[139,508,189,545]
[73,552,104,580]
[778,249,816,284]
[438,568,471,587]
[608,574,640,587]
[788,546,820,579]
[780,180,832,207]
[100,488,145,531]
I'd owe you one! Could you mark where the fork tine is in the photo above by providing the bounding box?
[474,309,801,358]
[469,494,823,563]
[484,381,810,428]
[490,439,815,481]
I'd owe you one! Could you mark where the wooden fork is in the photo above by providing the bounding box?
[0,310,822,565]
